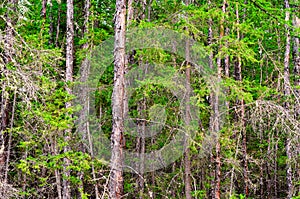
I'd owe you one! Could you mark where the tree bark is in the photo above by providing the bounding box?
[77,0,92,198]
[127,0,134,26]
[207,1,215,197]
[63,0,74,198]
[235,3,249,197]
[55,4,61,48]
[41,0,47,19]
[136,98,146,198]
[108,0,126,198]
[1,0,16,183]
[284,0,293,198]
[183,1,192,198]
[213,1,227,198]
[48,0,54,45]
[292,14,300,197]
[4,91,16,183]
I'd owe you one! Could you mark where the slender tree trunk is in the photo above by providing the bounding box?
[147,0,152,22]
[212,1,227,198]
[127,0,133,26]
[235,3,249,197]
[55,4,61,47]
[293,15,300,107]
[1,0,16,182]
[284,0,293,198]
[207,1,215,197]
[77,0,92,198]
[183,1,192,198]
[134,5,146,197]
[41,0,47,19]
[4,91,16,183]
[274,130,278,198]
[184,16,193,199]
[108,0,126,198]
[224,25,230,111]
[49,0,54,45]
[82,0,90,40]
[0,85,8,181]
[266,133,271,198]
[292,14,300,197]
[50,136,62,199]
[141,0,146,20]
[136,98,146,198]
[63,0,74,198]
[183,1,192,199]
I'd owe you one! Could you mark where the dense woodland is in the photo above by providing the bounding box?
[1,0,300,198]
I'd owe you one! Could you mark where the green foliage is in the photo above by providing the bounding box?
[2,0,300,198]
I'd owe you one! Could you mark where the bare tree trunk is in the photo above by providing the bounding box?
[108,0,126,198]
[224,27,230,79]
[82,0,90,40]
[63,0,74,198]
[274,130,278,198]
[147,0,152,22]
[212,1,227,198]
[136,98,146,198]
[41,0,47,19]
[127,0,133,26]
[134,5,146,197]
[293,15,300,108]
[141,0,146,20]
[235,3,249,197]
[292,14,300,198]
[55,4,61,48]
[1,0,16,182]
[183,1,192,198]
[4,91,16,183]
[76,0,92,198]
[284,0,293,198]
[224,25,230,111]
[182,1,192,198]
[0,85,8,181]
[50,136,62,199]
[207,1,215,197]
[184,49,192,199]
[49,0,54,45]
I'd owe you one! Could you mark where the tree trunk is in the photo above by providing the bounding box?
[50,136,62,199]
[48,0,54,45]
[4,91,16,183]
[108,0,126,198]
[235,3,249,197]
[284,0,293,198]
[183,1,192,198]
[63,0,74,198]
[127,0,133,27]
[213,1,227,198]
[41,0,47,19]
[207,1,215,197]
[55,4,61,48]
[292,14,300,197]
[77,0,92,198]
[1,0,16,182]
[183,1,192,199]
[136,98,146,198]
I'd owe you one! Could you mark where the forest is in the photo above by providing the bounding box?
[1,0,300,198]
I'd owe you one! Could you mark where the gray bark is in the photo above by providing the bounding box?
[284,0,293,198]
[63,0,74,198]
[108,0,126,198]
[235,3,249,197]
[184,1,192,197]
